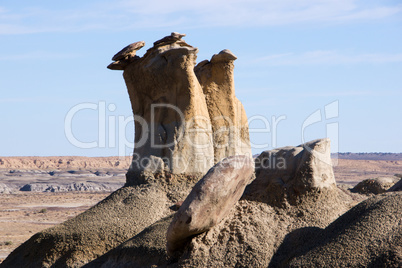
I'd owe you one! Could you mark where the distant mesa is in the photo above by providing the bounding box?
[336,152,402,161]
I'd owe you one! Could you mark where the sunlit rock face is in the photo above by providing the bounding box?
[108,33,251,184]
[250,138,337,206]
[195,49,251,164]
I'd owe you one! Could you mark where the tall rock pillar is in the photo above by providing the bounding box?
[108,33,251,184]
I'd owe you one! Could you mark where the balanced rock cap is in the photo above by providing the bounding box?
[111,41,145,61]
[153,32,186,46]
[210,49,237,63]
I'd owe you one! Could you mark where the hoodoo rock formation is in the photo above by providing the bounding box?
[108,32,251,184]
[2,33,401,268]
[195,50,250,163]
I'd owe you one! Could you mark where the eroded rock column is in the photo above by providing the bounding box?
[195,50,251,163]
[108,33,251,184]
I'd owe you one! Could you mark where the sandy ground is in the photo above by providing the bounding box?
[333,159,401,185]
[0,192,109,261]
[0,157,400,262]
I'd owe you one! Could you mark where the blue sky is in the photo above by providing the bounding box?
[0,0,401,156]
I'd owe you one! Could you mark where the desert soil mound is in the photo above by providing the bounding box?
[80,182,357,267]
[79,190,402,268]
[85,215,174,268]
[275,192,402,267]
[351,176,400,195]
[0,173,202,268]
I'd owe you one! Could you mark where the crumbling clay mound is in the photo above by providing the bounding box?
[351,176,400,195]
[171,139,355,267]
[0,174,201,268]
[84,215,174,268]
[83,186,401,268]
[274,192,402,267]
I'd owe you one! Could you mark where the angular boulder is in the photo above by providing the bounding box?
[166,155,254,256]
[107,41,144,70]
[250,138,336,206]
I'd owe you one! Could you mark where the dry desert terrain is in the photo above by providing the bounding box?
[0,155,401,261]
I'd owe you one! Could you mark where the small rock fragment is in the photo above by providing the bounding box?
[210,49,237,63]
[111,41,145,61]
[153,32,186,46]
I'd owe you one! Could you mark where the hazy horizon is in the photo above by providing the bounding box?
[1,0,401,156]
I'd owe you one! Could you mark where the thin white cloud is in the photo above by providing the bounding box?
[254,51,402,65]
[0,0,401,35]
